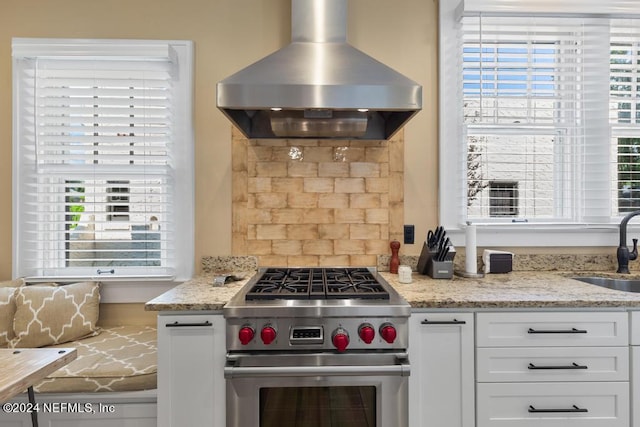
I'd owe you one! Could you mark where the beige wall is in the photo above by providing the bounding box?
[0,0,439,279]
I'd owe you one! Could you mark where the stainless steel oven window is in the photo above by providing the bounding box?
[259,386,376,427]
[225,353,409,427]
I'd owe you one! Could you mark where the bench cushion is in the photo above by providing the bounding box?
[34,325,157,393]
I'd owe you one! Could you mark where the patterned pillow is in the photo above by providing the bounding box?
[10,282,101,348]
[0,278,25,288]
[0,287,18,347]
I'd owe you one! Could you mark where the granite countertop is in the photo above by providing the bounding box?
[145,273,252,311]
[145,270,640,311]
[382,271,640,309]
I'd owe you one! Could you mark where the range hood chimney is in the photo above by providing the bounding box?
[216,0,422,140]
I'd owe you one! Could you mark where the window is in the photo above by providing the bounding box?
[13,38,194,281]
[618,138,640,212]
[489,182,519,217]
[440,0,640,246]
[106,181,130,223]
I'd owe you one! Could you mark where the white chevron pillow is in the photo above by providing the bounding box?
[10,282,100,348]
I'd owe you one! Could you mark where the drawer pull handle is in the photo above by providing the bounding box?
[528,405,588,413]
[528,362,588,370]
[165,321,213,328]
[527,327,587,334]
[421,319,467,325]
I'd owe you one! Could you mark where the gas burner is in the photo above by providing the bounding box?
[244,267,390,301]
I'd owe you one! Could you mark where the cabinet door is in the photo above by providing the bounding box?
[632,312,640,427]
[409,312,474,427]
[631,311,640,346]
[633,346,640,427]
[157,314,225,427]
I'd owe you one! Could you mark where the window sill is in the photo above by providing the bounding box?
[443,223,624,248]
[23,278,179,303]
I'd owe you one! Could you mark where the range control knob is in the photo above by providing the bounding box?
[358,324,376,344]
[332,328,350,352]
[380,323,397,344]
[260,325,277,345]
[238,326,255,345]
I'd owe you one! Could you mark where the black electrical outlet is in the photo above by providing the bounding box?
[404,225,415,244]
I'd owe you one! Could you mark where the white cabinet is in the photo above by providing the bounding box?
[476,311,630,427]
[409,312,474,427]
[632,346,640,427]
[631,311,640,427]
[157,313,226,427]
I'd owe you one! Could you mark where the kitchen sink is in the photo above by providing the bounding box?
[573,276,640,293]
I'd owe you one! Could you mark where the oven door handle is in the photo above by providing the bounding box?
[224,356,410,379]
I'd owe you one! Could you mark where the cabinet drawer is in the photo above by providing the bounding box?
[477,347,629,382]
[476,312,628,347]
[477,382,629,427]
[631,311,640,346]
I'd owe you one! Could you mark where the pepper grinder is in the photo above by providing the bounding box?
[390,240,400,274]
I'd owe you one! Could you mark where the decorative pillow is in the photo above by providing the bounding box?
[25,282,59,287]
[0,278,25,288]
[10,282,101,348]
[0,287,18,347]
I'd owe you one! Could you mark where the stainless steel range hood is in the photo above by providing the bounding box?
[216,0,422,140]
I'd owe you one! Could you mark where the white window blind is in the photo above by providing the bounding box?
[460,15,612,223]
[441,2,640,231]
[13,39,194,281]
[460,0,640,16]
[611,20,640,214]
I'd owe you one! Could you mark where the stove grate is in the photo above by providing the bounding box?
[245,267,390,301]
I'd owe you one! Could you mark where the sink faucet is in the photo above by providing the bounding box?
[617,210,640,273]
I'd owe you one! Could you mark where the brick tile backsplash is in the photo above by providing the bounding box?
[272,240,303,255]
[350,194,381,209]
[303,178,334,193]
[318,162,350,178]
[318,193,349,208]
[288,162,318,177]
[334,177,366,193]
[272,178,304,193]
[318,224,350,240]
[255,161,288,177]
[287,193,319,209]
[255,193,287,209]
[302,239,334,255]
[287,224,319,240]
[350,162,380,178]
[231,127,404,266]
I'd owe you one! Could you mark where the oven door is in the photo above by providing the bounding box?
[225,352,410,427]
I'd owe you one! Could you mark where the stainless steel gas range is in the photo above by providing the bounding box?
[223,267,411,427]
